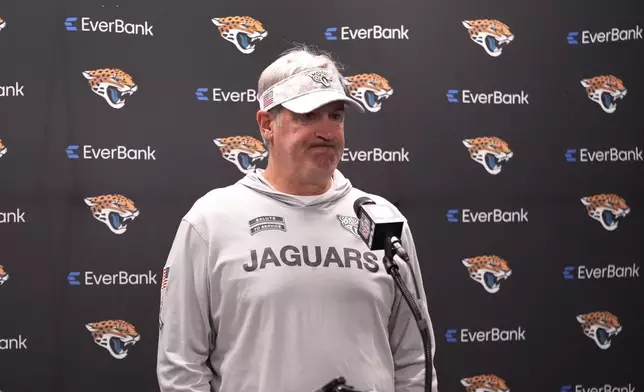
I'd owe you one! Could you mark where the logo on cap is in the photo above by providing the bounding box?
[308,70,333,87]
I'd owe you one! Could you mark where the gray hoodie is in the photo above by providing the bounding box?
[157,169,438,392]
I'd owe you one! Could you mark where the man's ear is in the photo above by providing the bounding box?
[257,110,274,144]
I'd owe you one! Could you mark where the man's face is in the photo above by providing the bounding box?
[268,101,346,181]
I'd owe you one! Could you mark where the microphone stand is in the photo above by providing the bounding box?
[383,237,433,392]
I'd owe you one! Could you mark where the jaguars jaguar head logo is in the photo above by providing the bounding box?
[462,255,512,294]
[581,75,627,114]
[577,311,622,350]
[337,214,360,239]
[461,374,509,392]
[212,16,267,54]
[86,320,141,359]
[84,194,140,235]
[82,68,138,109]
[463,137,513,175]
[581,194,630,231]
[462,19,514,57]
[0,17,6,31]
[214,136,268,174]
[0,265,9,287]
[0,139,7,158]
[344,73,393,113]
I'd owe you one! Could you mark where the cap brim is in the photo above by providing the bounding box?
[281,90,365,114]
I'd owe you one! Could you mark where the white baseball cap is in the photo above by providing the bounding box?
[258,68,365,114]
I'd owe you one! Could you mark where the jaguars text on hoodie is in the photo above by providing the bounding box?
[156,169,438,392]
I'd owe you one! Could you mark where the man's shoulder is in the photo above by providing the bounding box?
[182,181,251,225]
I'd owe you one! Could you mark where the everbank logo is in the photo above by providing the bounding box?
[0,208,26,224]
[0,82,25,98]
[67,270,158,286]
[447,89,528,104]
[196,87,257,103]
[342,147,410,163]
[65,16,153,36]
[324,25,409,41]
[562,383,635,392]
[447,208,528,223]
[566,147,643,163]
[66,144,156,161]
[445,326,526,343]
[563,263,640,280]
[568,24,642,45]
[0,335,28,350]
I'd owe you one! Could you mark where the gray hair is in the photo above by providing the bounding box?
[257,44,348,150]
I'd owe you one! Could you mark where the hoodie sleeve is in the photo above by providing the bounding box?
[157,218,215,392]
[387,222,438,392]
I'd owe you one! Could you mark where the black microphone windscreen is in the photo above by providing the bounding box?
[353,196,375,218]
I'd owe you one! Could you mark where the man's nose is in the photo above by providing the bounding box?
[314,116,341,138]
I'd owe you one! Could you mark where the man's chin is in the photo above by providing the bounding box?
[308,155,339,174]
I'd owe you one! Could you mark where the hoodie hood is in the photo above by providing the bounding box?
[238,169,353,208]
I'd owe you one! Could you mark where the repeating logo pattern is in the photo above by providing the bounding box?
[462,137,513,175]
[462,256,512,294]
[85,320,141,359]
[84,194,140,235]
[580,75,627,113]
[211,16,267,54]
[0,7,639,391]
[344,73,393,113]
[213,136,268,174]
[462,19,514,57]
[83,69,138,109]
[452,13,636,387]
[577,312,622,349]
[580,194,630,231]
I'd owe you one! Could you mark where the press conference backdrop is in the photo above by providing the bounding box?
[1,0,643,390]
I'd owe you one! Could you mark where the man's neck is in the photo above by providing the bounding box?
[262,166,332,196]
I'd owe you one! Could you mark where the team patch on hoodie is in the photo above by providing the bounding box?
[249,215,287,235]
[336,215,360,239]
[244,245,380,273]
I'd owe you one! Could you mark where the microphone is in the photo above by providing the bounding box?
[353,197,410,264]
[353,197,434,392]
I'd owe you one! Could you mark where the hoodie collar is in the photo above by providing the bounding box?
[238,169,353,208]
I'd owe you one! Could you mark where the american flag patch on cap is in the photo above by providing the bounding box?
[262,89,274,108]
[161,267,170,290]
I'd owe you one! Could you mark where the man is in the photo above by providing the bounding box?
[157,45,438,392]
